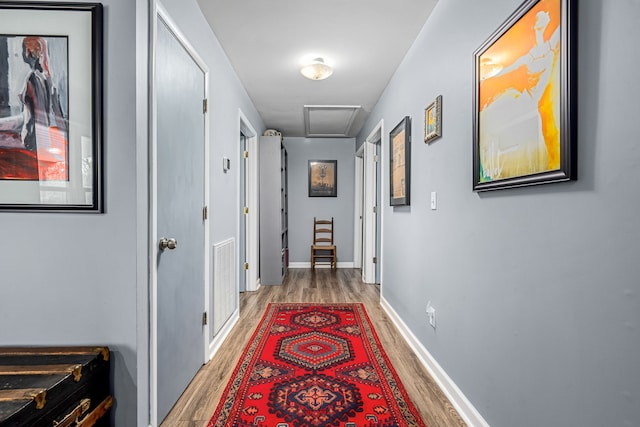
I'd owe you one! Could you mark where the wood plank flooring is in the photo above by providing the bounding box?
[160,268,466,427]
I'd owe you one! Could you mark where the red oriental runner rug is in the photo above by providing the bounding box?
[207,303,426,427]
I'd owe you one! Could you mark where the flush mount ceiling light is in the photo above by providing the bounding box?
[300,57,333,81]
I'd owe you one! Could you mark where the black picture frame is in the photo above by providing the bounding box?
[308,160,337,197]
[0,2,104,211]
[472,0,576,191]
[389,116,411,206]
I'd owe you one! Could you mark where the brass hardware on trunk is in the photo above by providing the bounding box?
[33,389,46,410]
[53,398,91,427]
[75,396,113,427]
[71,364,83,382]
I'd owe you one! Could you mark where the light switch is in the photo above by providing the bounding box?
[430,191,437,210]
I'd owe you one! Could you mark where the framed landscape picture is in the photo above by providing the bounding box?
[472,0,576,191]
[308,160,337,197]
[389,116,411,206]
[424,95,442,143]
[0,2,103,211]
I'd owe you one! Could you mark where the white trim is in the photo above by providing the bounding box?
[353,145,364,269]
[289,262,355,269]
[380,297,490,427]
[207,309,240,361]
[150,3,210,425]
[238,110,259,293]
[148,4,159,424]
[362,120,382,284]
[377,120,385,292]
[135,0,150,424]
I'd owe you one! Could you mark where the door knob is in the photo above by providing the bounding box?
[159,237,178,251]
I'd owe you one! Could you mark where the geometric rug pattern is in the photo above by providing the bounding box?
[207,303,426,426]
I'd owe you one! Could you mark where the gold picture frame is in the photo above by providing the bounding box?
[424,95,442,143]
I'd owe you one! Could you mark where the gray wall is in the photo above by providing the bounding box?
[0,0,264,425]
[356,1,640,426]
[0,0,139,425]
[284,137,355,264]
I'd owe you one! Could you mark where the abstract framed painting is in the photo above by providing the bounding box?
[0,2,103,211]
[389,116,411,206]
[308,160,337,197]
[472,0,576,191]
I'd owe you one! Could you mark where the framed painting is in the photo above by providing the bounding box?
[308,160,337,197]
[389,116,411,206]
[424,95,442,143]
[0,2,103,211]
[472,0,576,191]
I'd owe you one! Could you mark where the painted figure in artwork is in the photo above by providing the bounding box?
[0,36,68,180]
[479,1,561,181]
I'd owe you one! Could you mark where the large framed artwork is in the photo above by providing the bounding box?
[473,0,576,191]
[0,2,103,211]
[308,160,337,197]
[389,116,411,206]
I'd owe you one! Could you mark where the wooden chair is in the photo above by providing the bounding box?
[310,217,337,270]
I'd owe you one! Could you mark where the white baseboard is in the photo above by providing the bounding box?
[380,297,490,427]
[207,308,239,361]
[288,262,354,269]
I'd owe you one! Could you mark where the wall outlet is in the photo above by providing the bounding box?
[426,301,436,329]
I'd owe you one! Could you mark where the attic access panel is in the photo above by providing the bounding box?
[303,105,361,137]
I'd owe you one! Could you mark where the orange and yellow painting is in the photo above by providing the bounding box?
[478,0,561,182]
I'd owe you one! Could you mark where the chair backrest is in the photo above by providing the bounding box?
[313,217,334,246]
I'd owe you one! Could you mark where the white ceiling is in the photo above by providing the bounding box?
[196,0,438,138]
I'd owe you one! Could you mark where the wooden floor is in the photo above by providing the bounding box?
[160,268,466,427]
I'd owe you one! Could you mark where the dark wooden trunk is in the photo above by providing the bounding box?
[0,347,111,427]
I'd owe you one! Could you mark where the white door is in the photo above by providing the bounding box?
[155,16,206,424]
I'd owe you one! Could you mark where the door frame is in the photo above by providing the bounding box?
[149,3,210,425]
[238,109,260,292]
[362,120,382,284]
[353,145,364,270]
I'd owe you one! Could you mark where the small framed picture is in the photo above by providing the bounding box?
[308,160,337,197]
[424,95,442,143]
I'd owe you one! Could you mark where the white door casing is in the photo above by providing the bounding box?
[239,110,259,291]
[362,120,382,284]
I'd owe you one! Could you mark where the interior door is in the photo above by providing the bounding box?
[156,17,206,423]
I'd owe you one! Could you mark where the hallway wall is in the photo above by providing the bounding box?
[357,0,640,426]
[284,137,355,265]
[0,0,265,425]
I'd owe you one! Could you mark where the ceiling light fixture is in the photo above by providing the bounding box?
[300,57,333,81]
